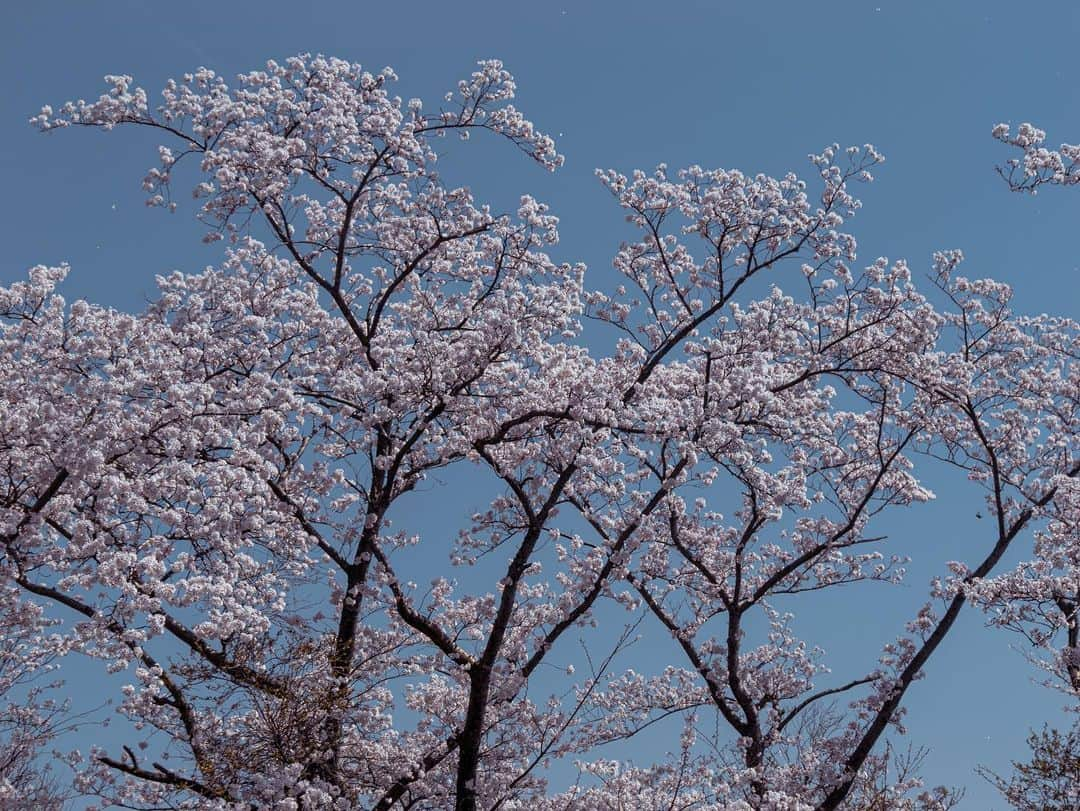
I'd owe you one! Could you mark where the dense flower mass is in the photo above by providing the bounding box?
[0,56,1076,809]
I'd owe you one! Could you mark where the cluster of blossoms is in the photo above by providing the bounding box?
[0,56,1075,809]
[991,122,1080,192]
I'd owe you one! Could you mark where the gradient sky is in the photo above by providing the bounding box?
[4,2,1080,807]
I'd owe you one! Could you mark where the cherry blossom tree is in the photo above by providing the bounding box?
[0,586,72,809]
[977,723,1080,810]
[954,123,1080,708]
[1,56,1076,809]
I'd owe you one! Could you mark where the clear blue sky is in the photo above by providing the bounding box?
[3,2,1079,807]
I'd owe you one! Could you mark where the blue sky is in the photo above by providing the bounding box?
[3,1,1080,807]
